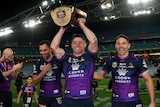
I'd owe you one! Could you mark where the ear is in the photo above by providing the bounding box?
[128,43,131,49]
[114,43,117,49]
[84,42,87,48]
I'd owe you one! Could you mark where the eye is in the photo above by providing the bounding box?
[72,41,76,44]
[79,41,83,44]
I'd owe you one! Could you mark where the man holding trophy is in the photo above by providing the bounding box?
[51,6,98,107]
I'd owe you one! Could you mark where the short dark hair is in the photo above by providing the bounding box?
[115,34,130,43]
[39,40,50,47]
[27,75,33,79]
[71,33,86,42]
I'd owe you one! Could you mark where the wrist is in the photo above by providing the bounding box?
[41,70,47,76]
[79,23,86,29]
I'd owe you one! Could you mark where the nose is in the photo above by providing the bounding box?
[118,43,124,48]
[8,56,13,61]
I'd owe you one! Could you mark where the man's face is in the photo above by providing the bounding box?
[4,52,13,62]
[71,37,86,55]
[39,44,51,60]
[115,37,130,57]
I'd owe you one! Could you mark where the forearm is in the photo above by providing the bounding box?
[12,70,19,79]
[146,78,156,104]
[51,27,66,58]
[33,71,46,85]
[79,23,98,43]
[79,23,98,52]
[18,90,22,98]
[93,70,107,80]
[143,71,156,105]
[11,62,23,79]
[93,72,103,80]
[51,27,65,51]
[17,95,21,100]
[34,92,38,100]
[2,69,14,77]
[17,90,22,103]
[34,92,39,104]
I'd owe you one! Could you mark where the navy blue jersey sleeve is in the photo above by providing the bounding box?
[135,56,149,74]
[102,57,113,74]
[87,49,98,59]
[33,61,41,76]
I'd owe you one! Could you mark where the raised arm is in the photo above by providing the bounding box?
[78,18,98,53]
[51,27,66,59]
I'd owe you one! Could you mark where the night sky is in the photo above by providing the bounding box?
[0,0,86,23]
[0,0,40,23]
[0,0,160,47]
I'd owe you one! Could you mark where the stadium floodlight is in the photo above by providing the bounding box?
[0,27,13,37]
[40,0,56,14]
[127,0,152,5]
[22,18,42,28]
[101,0,115,9]
[42,0,48,7]
[130,7,154,16]
[41,0,56,8]
[104,16,109,20]
[102,14,118,21]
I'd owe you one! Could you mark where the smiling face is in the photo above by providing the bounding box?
[4,52,13,62]
[39,43,51,60]
[3,48,13,62]
[115,35,131,58]
[71,36,86,56]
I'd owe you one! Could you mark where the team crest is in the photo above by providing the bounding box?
[25,87,29,91]
[112,61,117,68]
[40,65,44,71]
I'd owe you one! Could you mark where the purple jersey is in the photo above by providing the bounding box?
[102,54,148,102]
[0,61,13,91]
[33,57,62,97]
[59,51,97,99]
[21,84,36,98]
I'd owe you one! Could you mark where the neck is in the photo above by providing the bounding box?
[118,53,129,59]
[44,55,53,62]
[27,83,32,86]
[73,52,84,57]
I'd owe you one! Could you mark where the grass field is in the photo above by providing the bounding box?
[11,78,160,107]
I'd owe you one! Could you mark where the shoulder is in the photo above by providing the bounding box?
[32,85,36,88]
[129,54,142,62]
[52,56,61,62]
[35,58,44,65]
[107,55,117,62]
[21,84,26,88]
